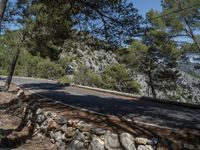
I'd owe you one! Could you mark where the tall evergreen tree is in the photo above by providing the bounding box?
[147,0,200,53]
[17,0,143,60]
[124,30,180,98]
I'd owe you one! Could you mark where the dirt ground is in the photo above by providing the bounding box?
[0,88,56,150]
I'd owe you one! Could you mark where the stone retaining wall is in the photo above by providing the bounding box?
[30,108,159,150]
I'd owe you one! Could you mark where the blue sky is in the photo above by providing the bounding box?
[10,0,162,17]
[130,0,162,17]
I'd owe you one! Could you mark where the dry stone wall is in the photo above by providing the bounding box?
[31,108,158,150]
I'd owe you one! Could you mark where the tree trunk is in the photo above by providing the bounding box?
[4,48,20,91]
[0,0,8,33]
[149,76,157,99]
[146,60,157,98]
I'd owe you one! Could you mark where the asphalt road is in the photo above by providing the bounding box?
[1,76,200,130]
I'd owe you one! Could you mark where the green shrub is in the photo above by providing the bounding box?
[73,64,103,87]
[0,69,7,75]
[59,55,72,69]
[127,80,140,94]
[57,76,72,85]
[102,64,140,94]
[37,59,65,79]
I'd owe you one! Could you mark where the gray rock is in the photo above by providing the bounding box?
[27,112,33,120]
[89,136,105,150]
[49,131,55,139]
[64,127,75,138]
[50,138,55,144]
[77,121,92,132]
[183,143,195,150]
[36,115,46,123]
[135,137,148,145]
[66,140,85,150]
[90,128,106,135]
[120,132,136,150]
[104,132,122,150]
[51,112,58,119]
[137,145,154,150]
[0,81,4,87]
[68,119,80,126]
[74,130,85,141]
[36,108,43,115]
[147,138,158,145]
[44,111,52,117]
[56,116,67,125]
[40,125,47,133]
[55,131,63,141]
[56,140,66,150]
[17,89,26,99]
[60,124,68,133]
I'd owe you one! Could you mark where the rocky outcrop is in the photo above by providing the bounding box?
[60,31,118,74]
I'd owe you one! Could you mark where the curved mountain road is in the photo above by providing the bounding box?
[1,76,200,130]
